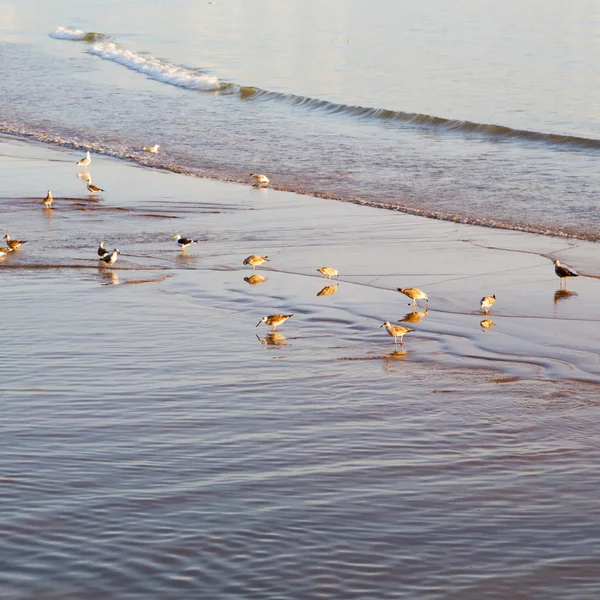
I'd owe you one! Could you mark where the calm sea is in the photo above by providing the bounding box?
[1,0,599,239]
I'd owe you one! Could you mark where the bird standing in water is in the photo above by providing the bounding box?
[553,259,578,288]
[43,190,53,208]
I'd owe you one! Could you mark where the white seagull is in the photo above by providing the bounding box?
[76,151,91,169]
[142,144,160,153]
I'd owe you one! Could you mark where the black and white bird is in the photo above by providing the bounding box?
[76,151,91,169]
[97,241,109,258]
[87,181,104,195]
[100,248,120,266]
[553,259,578,288]
[480,295,496,314]
[172,234,198,250]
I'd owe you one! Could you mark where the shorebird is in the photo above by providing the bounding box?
[398,287,428,308]
[172,234,198,250]
[480,319,495,329]
[97,241,109,258]
[554,259,578,288]
[244,274,266,285]
[142,144,160,153]
[399,308,428,324]
[4,234,27,250]
[317,284,339,296]
[42,190,53,208]
[76,151,91,169]
[250,173,269,186]
[317,266,338,280]
[243,255,269,273]
[100,248,120,266]
[480,295,496,314]
[87,181,104,194]
[256,314,293,331]
[381,321,414,347]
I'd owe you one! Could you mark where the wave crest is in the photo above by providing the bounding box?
[49,26,105,42]
[88,41,219,91]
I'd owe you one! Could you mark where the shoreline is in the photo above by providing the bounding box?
[3,127,600,245]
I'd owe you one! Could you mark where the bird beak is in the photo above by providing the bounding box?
[380,323,385,328]
[256,321,262,327]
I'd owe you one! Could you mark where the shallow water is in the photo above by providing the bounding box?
[1,0,600,238]
[2,138,600,598]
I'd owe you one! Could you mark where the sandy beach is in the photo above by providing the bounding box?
[2,136,600,598]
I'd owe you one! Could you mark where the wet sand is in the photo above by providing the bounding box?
[2,136,600,598]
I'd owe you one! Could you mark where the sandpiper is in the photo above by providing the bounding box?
[317,266,338,280]
[142,144,160,153]
[256,314,293,331]
[76,150,91,169]
[172,234,198,250]
[554,259,578,288]
[243,255,269,273]
[42,190,53,208]
[244,274,266,285]
[250,173,269,185]
[398,287,428,308]
[97,241,109,258]
[87,181,104,194]
[317,284,339,296]
[100,248,120,266]
[480,294,496,314]
[381,321,414,347]
[480,319,495,329]
[4,234,27,250]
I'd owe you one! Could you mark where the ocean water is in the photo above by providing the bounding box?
[1,0,600,239]
[3,3,600,598]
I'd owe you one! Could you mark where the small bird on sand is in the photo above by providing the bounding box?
[480,294,496,314]
[100,248,120,266]
[243,255,269,273]
[97,241,109,258]
[250,173,269,185]
[398,287,428,308]
[87,181,104,195]
[76,151,91,169]
[553,259,578,288]
[256,314,293,331]
[381,321,414,347]
[42,190,53,208]
[172,234,198,250]
[142,144,160,153]
[4,234,27,250]
[317,266,338,280]
[480,319,495,329]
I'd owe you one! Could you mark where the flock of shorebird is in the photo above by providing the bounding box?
[3,152,582,350]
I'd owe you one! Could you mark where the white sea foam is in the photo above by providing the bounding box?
[49,26,87,40]
[88,41,220,91]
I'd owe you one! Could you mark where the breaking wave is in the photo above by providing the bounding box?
[49,26,105,42]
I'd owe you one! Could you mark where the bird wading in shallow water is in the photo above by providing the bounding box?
[76,151,91,169]
[43,190,53,208]
[317,266,338,280]
[100,248,120,266]
[4,234,27,250]
[381,321,414,347]
[250,173,269,186]
[97,241,109,258]
[480,295,496,314]
[553,259,578,288]
[398,287,428,308]
[243,255,269,273]
[256,314,293,331]
[87,181,104,195]
[172,234,198,251]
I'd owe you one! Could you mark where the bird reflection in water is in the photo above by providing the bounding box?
[399,308,428,324]
[77,171,92,184]
[256,332,288,346]
[100,271,120,286]
[316,283,339,296]
[480,319,495,330]
[382,348,408,372]
[554,288,578,304]
[244,274,266,285]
